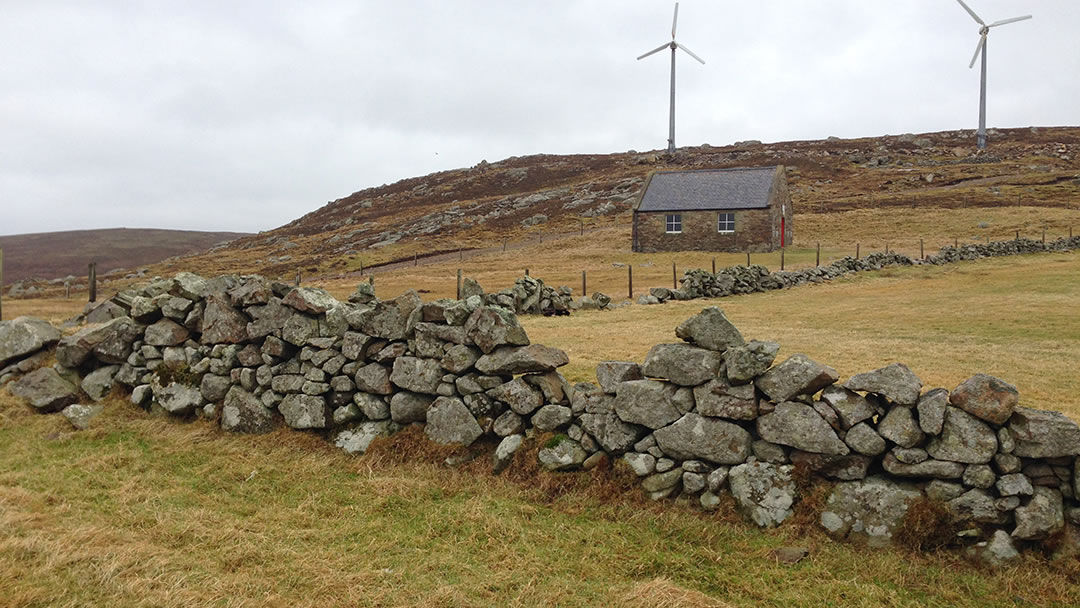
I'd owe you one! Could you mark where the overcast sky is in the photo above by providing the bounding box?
[2,0,1077,236]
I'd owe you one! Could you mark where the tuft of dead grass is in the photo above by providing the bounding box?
[620,578,737,608]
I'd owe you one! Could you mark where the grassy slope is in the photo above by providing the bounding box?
[3,251,1080,606]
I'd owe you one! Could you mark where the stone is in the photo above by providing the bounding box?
[270,374,304,394]
[282,287,339,314]
[493,410,524,436]
[1012,487,1064,540]
[85,299,127,323]
[682,471,706,494]
[281,312,320,347]
[538,437,588,471]
[653,413,752,465]
[655,458,676,473]
[360,291,422,341]
[916,388,948,435]
[333,403,362,425]
[354,393,390,420]
[523,372,568,404]
[245,298,292,340]
[641,343,723,386]
[882,453,964,479]
[1008,407,1080,458]
[997,427,1015,453]
[845,422,887,456]
[227,277,272,307]
[755,354,838,403]
[819,476,923,547]
[389,356,444,394]
[997,473,1034,497]
[962,464,996,489]
[724,340,779,385]
[578,410,646,454]
[707,466,730,492]
[493,434,524,474]
[752,440,788,464]
[613,379,681,429]
[770,547,810,565]
[925,480,965,502]
[333,421,393,455]
[993,453,1022,475]
[80,365,119,401]
[694,380,757,420]
[221,387,276,434]
[926,406,997,464]
[728,462,797,527]
[341,331,377,361]
[152,380,203,416]
[891,447,929,464]
[624,452,656,476]
[474,345,568,375]
[464,306,530,354]
[699,492,722,511]
[595,361,643,394]
[819,385,876,430]
[170,272,207,300]
[278,394,329,429]
[950,374,1019,425]
[425,397,482,446]
[201,295,249,345]
[56,317,142,368]
[756,401,849,455]
[487,377,543,415]
[674,307,745,352]
[390,391,434,424]
[789,451,872,481]
[440,344,481,374]
[0,316,61,367]
[876,406,925,449]
[143,318,190,347]
[965,530,1020,568]
[353,362,393,395]
[131,384,152,406]
[844,363,922,406]
[61,403,103,430]
[531,404,572,431]
[948,489,1008,524]
[641,469,683,493]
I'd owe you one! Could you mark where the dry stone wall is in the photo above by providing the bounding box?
[3,267,1080,567]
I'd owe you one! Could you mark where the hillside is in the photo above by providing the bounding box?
[6,126,1078,296]
[155,126,1078,281]
[0,228,248,289]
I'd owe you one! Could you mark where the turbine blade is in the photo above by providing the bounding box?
[672,2,679,39]
[676,43,706,65]
[955,0,985,25]
[989,15,1032,27]
[637,42,670,60]
[969,33,986,69]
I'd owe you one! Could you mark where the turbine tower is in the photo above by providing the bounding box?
[955,0,1031,150]
[637,2,705,154]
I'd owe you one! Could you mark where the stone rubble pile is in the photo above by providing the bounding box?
[663,236,1080,303]
[470,276,572,316]
[3,272,1080,567]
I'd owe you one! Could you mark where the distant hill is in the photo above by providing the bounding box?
[0,228,249,286]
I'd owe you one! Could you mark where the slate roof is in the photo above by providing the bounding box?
[636,166,778,212]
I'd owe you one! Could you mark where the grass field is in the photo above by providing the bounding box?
[2,222,1079,606]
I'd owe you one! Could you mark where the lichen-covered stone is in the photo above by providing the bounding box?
[950,374,1019,425]
[756,401,849,455]
[653,413,752,465]
[820,476,923,547]
[729,461,797,527]
[756,354,838,403]
[844,363,922,406]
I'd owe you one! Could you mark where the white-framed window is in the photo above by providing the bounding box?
[717,212,735,233]
[665,214,682,234]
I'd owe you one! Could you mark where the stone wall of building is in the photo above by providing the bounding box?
[634,208,776,253]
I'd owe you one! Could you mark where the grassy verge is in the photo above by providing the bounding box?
[2,392,1079,608]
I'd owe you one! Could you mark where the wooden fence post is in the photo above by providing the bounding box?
[502,242,506,252]
[628,266,633,298]
[920,239,924,259]
[954,238,958,248]
[815,243,820,267]
[672,261,677,289]
[359,260,363,276]
[1015,230,1019,241]
[579,219,584,236]
[746,252,751,266]
[581,270,586,297]
[711,258,716,273]
[88,262,97,303]
[856,243,860,259]
[414,252,418,266]
[295,270,301,286]
[1042,229,1046,244]
[780,248,785,271]
[539,233,543,245]
[368,275,374,286]
[525,268,529,277]
[66,284,71,299]
[456,269,462,300]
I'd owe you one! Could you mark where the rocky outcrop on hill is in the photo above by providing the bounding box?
[4,272,1080,566]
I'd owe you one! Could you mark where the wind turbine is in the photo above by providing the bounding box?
[955,0,1031,150]
[637,2,705,154]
